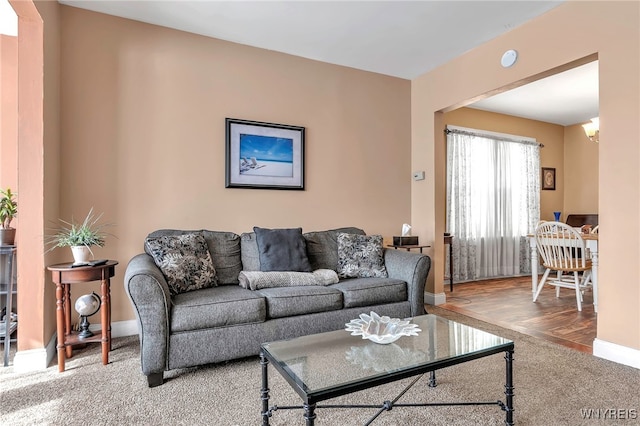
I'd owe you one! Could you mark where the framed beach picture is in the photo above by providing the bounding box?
[225,118,305,190]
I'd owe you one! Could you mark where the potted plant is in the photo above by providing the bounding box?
[46,207,112,263]
[0,187,17,246]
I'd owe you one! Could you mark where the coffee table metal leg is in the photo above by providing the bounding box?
[303,403,316,426]
[504,349,515,426]
[428,370,437,387]
[260,350,270,426]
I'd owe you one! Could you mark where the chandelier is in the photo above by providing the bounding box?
[582,117,599,143]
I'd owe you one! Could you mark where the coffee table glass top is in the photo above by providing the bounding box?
[262,314,513,399]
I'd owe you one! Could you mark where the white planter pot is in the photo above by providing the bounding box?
[71,245,92,264]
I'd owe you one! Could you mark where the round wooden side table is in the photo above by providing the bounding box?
[47,260,118,372]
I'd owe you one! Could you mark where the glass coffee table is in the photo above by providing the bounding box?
[260,314,514,425]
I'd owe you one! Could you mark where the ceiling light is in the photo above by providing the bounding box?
[582,117,599,143]
[501,50,518,68]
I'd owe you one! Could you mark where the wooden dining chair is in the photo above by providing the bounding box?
[533,221,593,311]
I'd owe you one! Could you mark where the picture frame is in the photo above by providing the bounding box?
[541,167,556,190]
[225,118,305,190]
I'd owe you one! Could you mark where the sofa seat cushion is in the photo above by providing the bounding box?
[171,286,266,333]
[257,286,343,319]
[331,278,407,309]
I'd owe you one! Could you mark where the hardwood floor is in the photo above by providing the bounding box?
[430,275,597,353]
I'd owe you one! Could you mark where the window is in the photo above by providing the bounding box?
[446,126,540,281]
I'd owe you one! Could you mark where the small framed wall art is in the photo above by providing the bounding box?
[541,167,556,190]
[225,118,305,190]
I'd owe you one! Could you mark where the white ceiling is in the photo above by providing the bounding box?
[469,60,599,126]
[0,0,18,36]
[58,0,598,126]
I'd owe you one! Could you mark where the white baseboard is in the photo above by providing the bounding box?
[13,347,49,373]
[424,291,446,306]
[12,320,139,373]
[593,338,640,369]
[13,333,56,373]
[94,319,138,338]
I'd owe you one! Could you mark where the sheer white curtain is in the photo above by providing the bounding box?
[446,126,540,282]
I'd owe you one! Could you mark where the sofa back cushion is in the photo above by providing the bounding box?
[146,229,242,285]
[240,232,261,271]
[201,230,242,285]
[303,227,366,271]
[239,227,365,272]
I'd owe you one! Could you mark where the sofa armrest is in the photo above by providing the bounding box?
[383,249,431,317]
[124,253,171,377]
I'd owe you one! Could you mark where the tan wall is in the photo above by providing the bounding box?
[412,1,639,350]
[8,0,631,359]
[9,0,54,351]
[442,107,565,223]
[0,35,18,189]
[57,7,412,324]
[563,124,599,214]
[38,0,62,347]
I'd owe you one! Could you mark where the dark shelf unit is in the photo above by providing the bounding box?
[0,245,17,367]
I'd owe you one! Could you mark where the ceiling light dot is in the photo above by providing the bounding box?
[501,50,518,68]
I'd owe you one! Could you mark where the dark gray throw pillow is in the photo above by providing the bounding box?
[253,227,312,272]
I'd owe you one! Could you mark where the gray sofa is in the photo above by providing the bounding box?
[124,227,431,387]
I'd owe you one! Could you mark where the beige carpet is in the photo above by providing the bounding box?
[1,307,639,425]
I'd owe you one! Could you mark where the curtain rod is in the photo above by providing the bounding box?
[445,127,544,148]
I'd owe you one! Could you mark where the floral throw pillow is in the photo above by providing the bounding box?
[337,233,388,278]
[145,233,217,295]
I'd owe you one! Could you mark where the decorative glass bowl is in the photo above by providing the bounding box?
[345,311,421,344]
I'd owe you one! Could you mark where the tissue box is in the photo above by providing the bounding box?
[393,236,418,246]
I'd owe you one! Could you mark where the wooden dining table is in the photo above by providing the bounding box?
[527,232,599,312]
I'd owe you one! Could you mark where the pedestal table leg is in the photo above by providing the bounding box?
[55,282,66,372]
[590,249,598,313]
[64,284,73,359]
[531,244,538,295]
[449,241,454,292]
[100,277,110,365]
[108,277,112,351]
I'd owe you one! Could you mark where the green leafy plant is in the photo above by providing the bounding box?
[46,207,112,250]
[0,187,17,229]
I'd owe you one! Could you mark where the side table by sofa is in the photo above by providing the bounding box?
[386,244,431,253]
[444,234,454,292]
[47,260,118,372]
